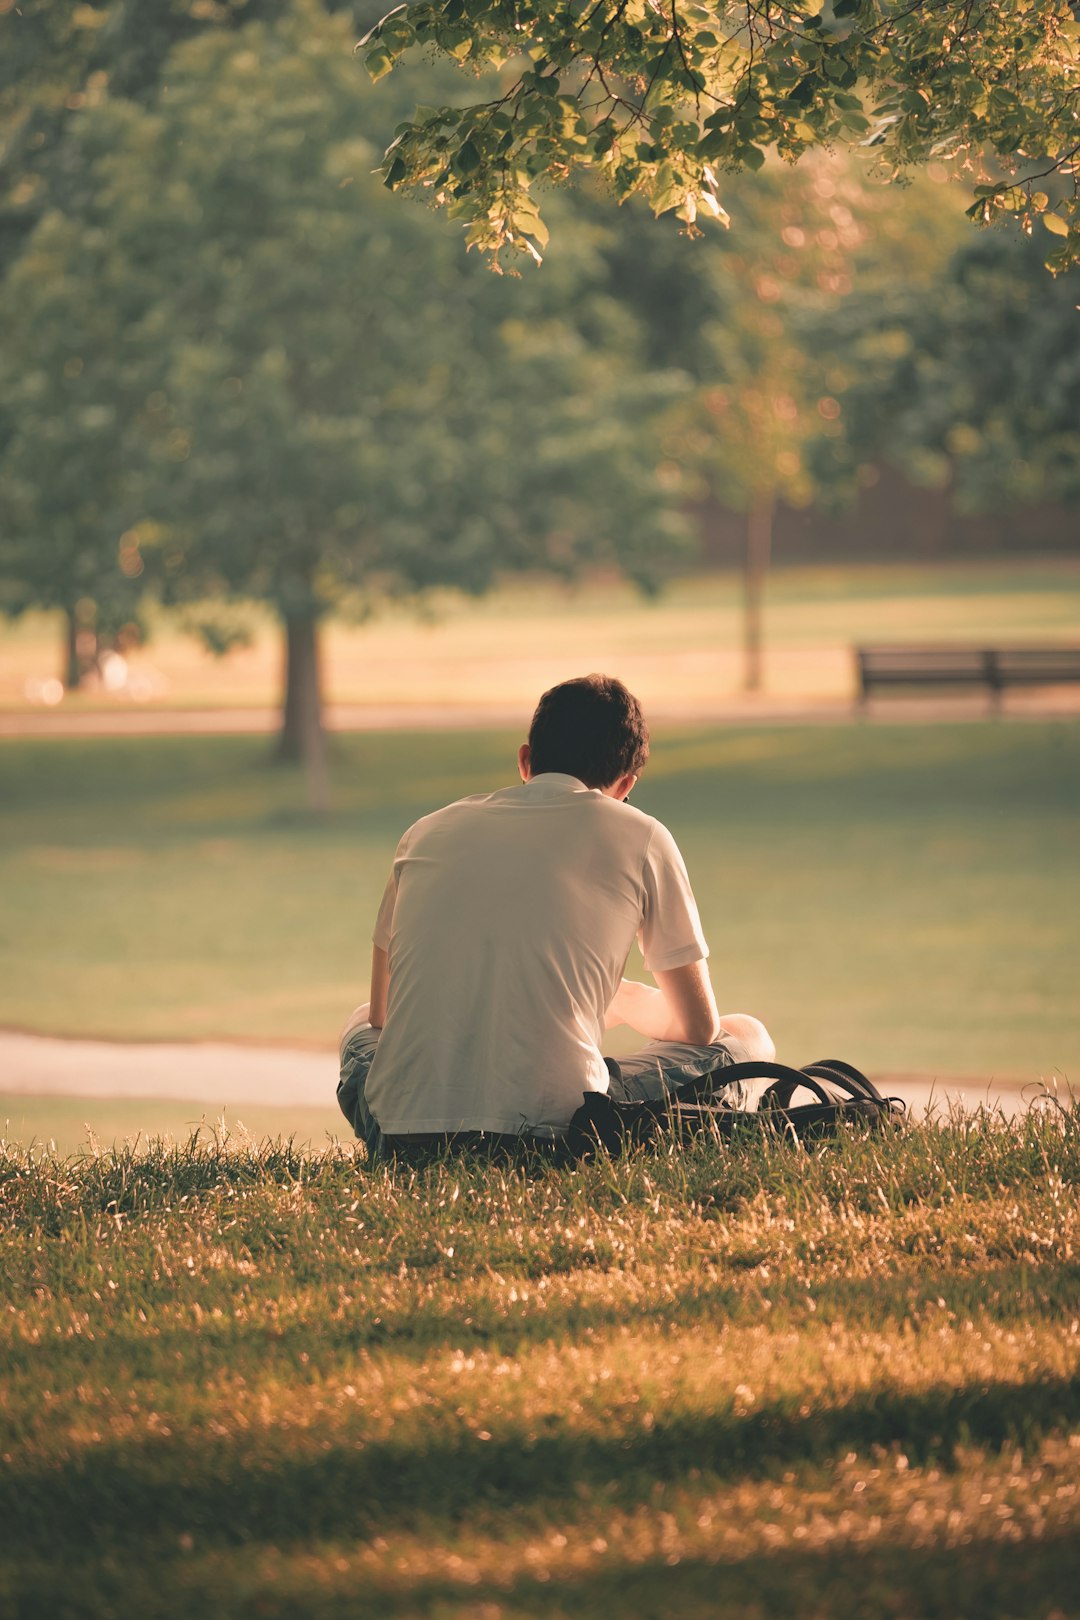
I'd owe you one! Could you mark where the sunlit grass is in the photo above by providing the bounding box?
[1,1106,1077,1618]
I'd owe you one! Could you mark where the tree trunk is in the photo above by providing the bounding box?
[276,610,329,814]
[743,498,774,694]
[63,607,82,692]
[277,623,305,762]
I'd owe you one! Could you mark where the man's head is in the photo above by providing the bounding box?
[519,674,650,796]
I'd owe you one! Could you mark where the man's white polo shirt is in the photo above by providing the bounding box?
[362,772,708,1138]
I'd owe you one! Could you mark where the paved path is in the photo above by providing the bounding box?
[0,1031,338,1110]
[0,1031,1049,1123]
[3,688,1080,738]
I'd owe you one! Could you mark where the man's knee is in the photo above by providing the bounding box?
[719,1013,775,1062]
[337,1069,366,1136]
[337,1023,380,1140]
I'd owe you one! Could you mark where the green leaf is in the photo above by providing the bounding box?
[453,140,482,176]
[365,46,394,83]
[513,208,549,247]
[1042,213,1069,237]
[651,162,682,216]
[437,27,472,59]
[378,15,414,49]
[697,129,732,160]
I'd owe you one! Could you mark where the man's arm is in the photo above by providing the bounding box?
[605,960,720,1045]
[368,944,389,1029]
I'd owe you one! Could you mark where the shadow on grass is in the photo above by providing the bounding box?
[4,1525,1078,1620]
[4,1373,1077,1556]
[285,1528,1080,1620]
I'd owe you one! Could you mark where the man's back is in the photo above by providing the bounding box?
[363,772,706,1137]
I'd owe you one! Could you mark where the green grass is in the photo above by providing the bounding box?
[0,1094,342,1158]
[2,1111,1078,1618]
[2,722,1079,1078]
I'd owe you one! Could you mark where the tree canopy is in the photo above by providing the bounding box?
[0,4,689,801]
[2,0,1074,760]
[813,225,1080,512]
[361,0,1080,270]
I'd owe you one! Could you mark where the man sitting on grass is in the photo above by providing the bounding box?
[337,674,774,1155]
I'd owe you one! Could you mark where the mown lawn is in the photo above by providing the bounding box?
[2,721,1078,1077]
[2,1111,1077,1618]
[0,1093,342,1158]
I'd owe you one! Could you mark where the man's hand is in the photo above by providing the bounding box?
[605,962,720,1045]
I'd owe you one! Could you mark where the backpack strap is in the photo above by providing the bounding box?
[802,1058,883,1102]
[802,1059,906,1117]
[698,1060,836,1110]
[714,1059,905,1120]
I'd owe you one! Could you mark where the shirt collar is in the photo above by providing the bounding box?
[521,772,596,795]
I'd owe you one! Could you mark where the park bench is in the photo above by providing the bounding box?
[854,645,1080,710]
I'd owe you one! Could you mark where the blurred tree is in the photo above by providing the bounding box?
[0,0,298,271]
[595,156,966,687]
[0,0,296,686]
[361,0,1080,271]
[0,5,684,805]
[0,203,154,689]
[814,228,1080,521]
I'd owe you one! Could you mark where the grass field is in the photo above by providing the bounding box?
[2,1111,1077,1618]
[3,721,1078,1080]
[0,1094,341,1158]
[3,558,1079,713]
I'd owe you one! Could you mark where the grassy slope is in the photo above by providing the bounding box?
[2,722,1078,1077]
[1,1114,1078,1618]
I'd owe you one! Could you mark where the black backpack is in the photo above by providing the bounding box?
[565,1057,906,1161]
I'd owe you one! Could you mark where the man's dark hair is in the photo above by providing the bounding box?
[527,675,649,789]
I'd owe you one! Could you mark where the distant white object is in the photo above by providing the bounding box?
[22,660,168,707]
[24,677,64,706]
[99,651,128,692]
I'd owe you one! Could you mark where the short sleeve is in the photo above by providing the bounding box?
[639,820,709,973]
[372,828,411,950]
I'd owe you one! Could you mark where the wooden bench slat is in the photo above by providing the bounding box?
[855,645,1080,702]
[996,650,1080,676]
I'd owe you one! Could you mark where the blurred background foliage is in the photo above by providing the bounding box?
[1,0,1078,803]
